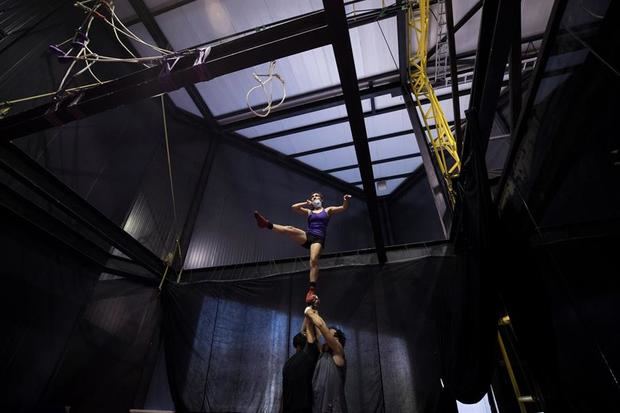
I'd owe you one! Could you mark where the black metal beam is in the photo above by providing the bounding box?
[124,0,198,26]
[290,128,411,158]
[497,0,569,201]
[169,108,366,199]
[352,172,414,186]
[220,58,483,132]
[509,1,522,130]
[169,1,402,55]
[290,119,454,158]
[388,164,426,200]
[252,101,405,142]
[0,182,107,266]
[249,85,471,142]
[124,0,383,27]
[454,32,544,62]
[0,10,331,140]
[222,74,401,132]
[0,143,165,277]
[323,0,386,263]
[397,7,452,239]
[468,0,501,110]
[127,0,221,273]
[0,170,158,283]
[427,0,483,60]
[120,1,217,128]
[324,153,422,174]
[219,38,534,134]
[445,0,463,150]
[469,0,520,153]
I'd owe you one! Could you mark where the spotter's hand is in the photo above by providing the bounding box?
[343,194,352,201]
[304,306,317,316]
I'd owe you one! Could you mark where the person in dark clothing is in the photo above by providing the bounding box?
[304,307,347,413]
[281,317,320,413]
[254,193,351,305]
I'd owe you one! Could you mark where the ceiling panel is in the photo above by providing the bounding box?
[152,0,324,51]
[236,100,372,138]
[373,93,404,110]
[261,121,352,155]
[143,0,172,10]
[451,0,481,22]
[195,45,340,116]
[373,84,472,122]
[350,16,399,79]
[364,109,412,137]
[373,157,422,178]
[454,8,482,56]
[330,168,361,183]
[167,89,201,116]
[369,133,419,161]
[451,0,553,57]
[113,1,137,20]
[521,0,555,37]
[126,22,165,58]
[376,177,407,196]
[296,146,358,170]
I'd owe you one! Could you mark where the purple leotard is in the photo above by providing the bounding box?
[307,209,330,238]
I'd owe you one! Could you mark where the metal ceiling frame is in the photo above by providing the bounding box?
[0,0,558,275]
[288,120,455,158]
[324,152,423,174]
[122,0,389,28]
[222,37,542,142]
[445,0,463,146]
[122,0,539,244]
[0,181,156,283]
[220,72,402,131]
[248,87,470,143]
[168,106,366,199]
[323,0,386,263]
[0,142,165,279]
[467,0,521,154]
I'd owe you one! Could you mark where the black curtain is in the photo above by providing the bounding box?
[436,109,499,404]
[161,259,459,413]
[0,204,162,413]
[1,203,466,413]
[42,279,162,413]
[0,210,99,412]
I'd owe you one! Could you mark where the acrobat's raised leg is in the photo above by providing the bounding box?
[254,211,307,245]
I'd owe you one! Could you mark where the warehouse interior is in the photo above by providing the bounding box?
[0,0,618,412]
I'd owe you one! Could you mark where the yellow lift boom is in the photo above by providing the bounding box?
[406,0,461,205]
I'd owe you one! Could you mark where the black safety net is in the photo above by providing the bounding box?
[42,278,162,413]
[161,258,460,413]
[0,210,100,413]
[434,109,500,404]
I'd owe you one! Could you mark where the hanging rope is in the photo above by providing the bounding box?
[246,60,286,118]
[161,95,178,229]
[159,95,185,288]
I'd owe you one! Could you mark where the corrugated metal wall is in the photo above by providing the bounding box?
[1,1,443,269]
[13,98,214,260]
[184,141,375,269]
[3,3,214,260]
[388,174,446,244]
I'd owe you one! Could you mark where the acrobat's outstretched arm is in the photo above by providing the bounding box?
[304,307,344,366]
[291,200,312,216]
[326,194,351,216]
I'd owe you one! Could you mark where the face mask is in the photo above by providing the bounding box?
[312,199,322,208]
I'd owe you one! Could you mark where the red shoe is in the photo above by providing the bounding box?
[305,287,319,308]
[254,211,270,228]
